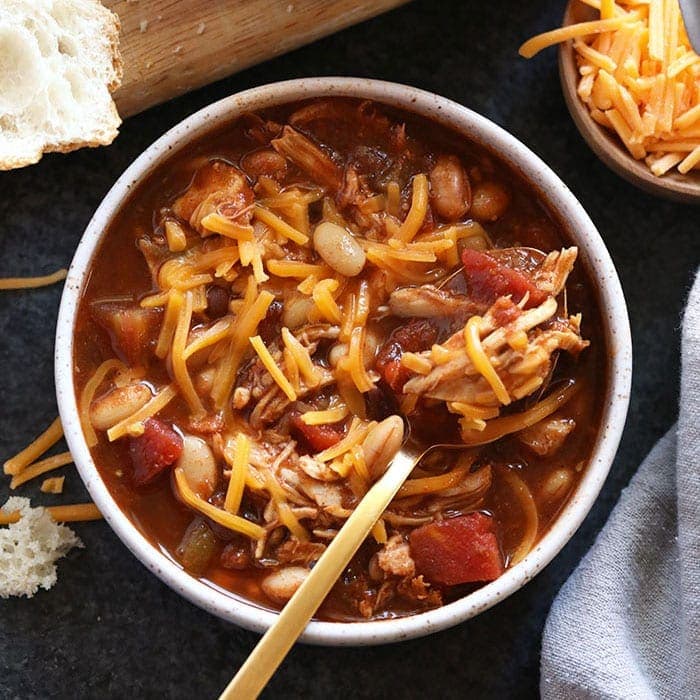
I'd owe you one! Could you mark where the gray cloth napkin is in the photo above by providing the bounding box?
[541,271,699,700]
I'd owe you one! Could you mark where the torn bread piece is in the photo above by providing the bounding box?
[0,497,82,598]
[0,0,123,170]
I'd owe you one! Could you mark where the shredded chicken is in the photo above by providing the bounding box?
[237,324,338,427]
[172,161,254,233]
[271,126,342,190]
[404,297,588,405]
[532,247,578,298]
[376,535,416,578]
[518,418,576,456]
[389,285,481,319]
[274,539,326,567]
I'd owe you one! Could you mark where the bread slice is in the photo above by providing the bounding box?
[0,497,83,598]
[0,0,123,170]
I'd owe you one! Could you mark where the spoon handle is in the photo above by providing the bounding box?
[219,446,417,699]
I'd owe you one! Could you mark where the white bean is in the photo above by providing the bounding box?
[177,435,218,499]
[261,566,309,604]
[328,328,379,369]
[313,221,366,277]
[540,468,573,503]
[362,415,405,480]
[328,342,348,369]
[282,294,315,329]
[90,383,152,431]
[194,366,216,396]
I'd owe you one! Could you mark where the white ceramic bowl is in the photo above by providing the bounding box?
[55,77,632,646]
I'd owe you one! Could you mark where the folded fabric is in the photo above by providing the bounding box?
[541,271,699,700]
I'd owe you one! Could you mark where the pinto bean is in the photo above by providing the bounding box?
[430,155,471,220]
[362,415,405,480]
[470,181,510,222]
[313,221,366,277]
[261,566,309,604]
[90,383,152,431]
[177,435,218,499]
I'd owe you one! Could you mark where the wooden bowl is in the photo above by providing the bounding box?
[558,0,700,203]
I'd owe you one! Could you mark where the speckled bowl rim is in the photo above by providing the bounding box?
[55,77,632,647]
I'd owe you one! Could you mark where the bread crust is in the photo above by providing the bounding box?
[0,1,124,171]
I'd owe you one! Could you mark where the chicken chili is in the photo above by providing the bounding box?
[73,98,606,621]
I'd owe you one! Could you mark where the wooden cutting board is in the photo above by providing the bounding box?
[105,0,408,118]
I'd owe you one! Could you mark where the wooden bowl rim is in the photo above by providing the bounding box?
[558,0,700,204]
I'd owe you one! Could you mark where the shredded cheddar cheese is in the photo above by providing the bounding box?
[175,468,264,540]
[520,0,700,177]
[400,352,433,375]
[164,220,188,252]
[201,213,254,241]
[211,288,273,409]
[253,205,309,245]
[155,290,182,359]
[464,316,511,406]
[183,317,234,360]
[396,173,429,243]
[312,278,342,323]
[4,418,63,476]
[281,327,321,387]
[300,405,349,425]
[266,260,329,278]
[172,291,206,416]
[397,463,473,498]
[315,418,372,463]
[107,384,178,441]
[10,451,73,489]
[40,476,65,494]
[249,335,297,402]
[371,518,388,544]
[0,502,103,525]
[0,268,68,290]
[224,433,250,515]
[78,359,125,447]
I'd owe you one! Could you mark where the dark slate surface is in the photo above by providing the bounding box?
[1,1,698,698]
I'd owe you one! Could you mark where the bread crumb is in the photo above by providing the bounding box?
[139,19,148,32]
[0,497,82,598]
[196,21,206,35]
[287,3,294,12]
[41,476,65,494]
[173,45,183,54]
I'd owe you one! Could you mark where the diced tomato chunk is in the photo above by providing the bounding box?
[91,302,161,366]
[409,512,504,586]
[291,413,344,452]
[129,419,183,487]
[461,248,546,308]
[375,319,438,392]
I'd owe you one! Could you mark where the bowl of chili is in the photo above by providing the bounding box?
[55,77,632,645]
